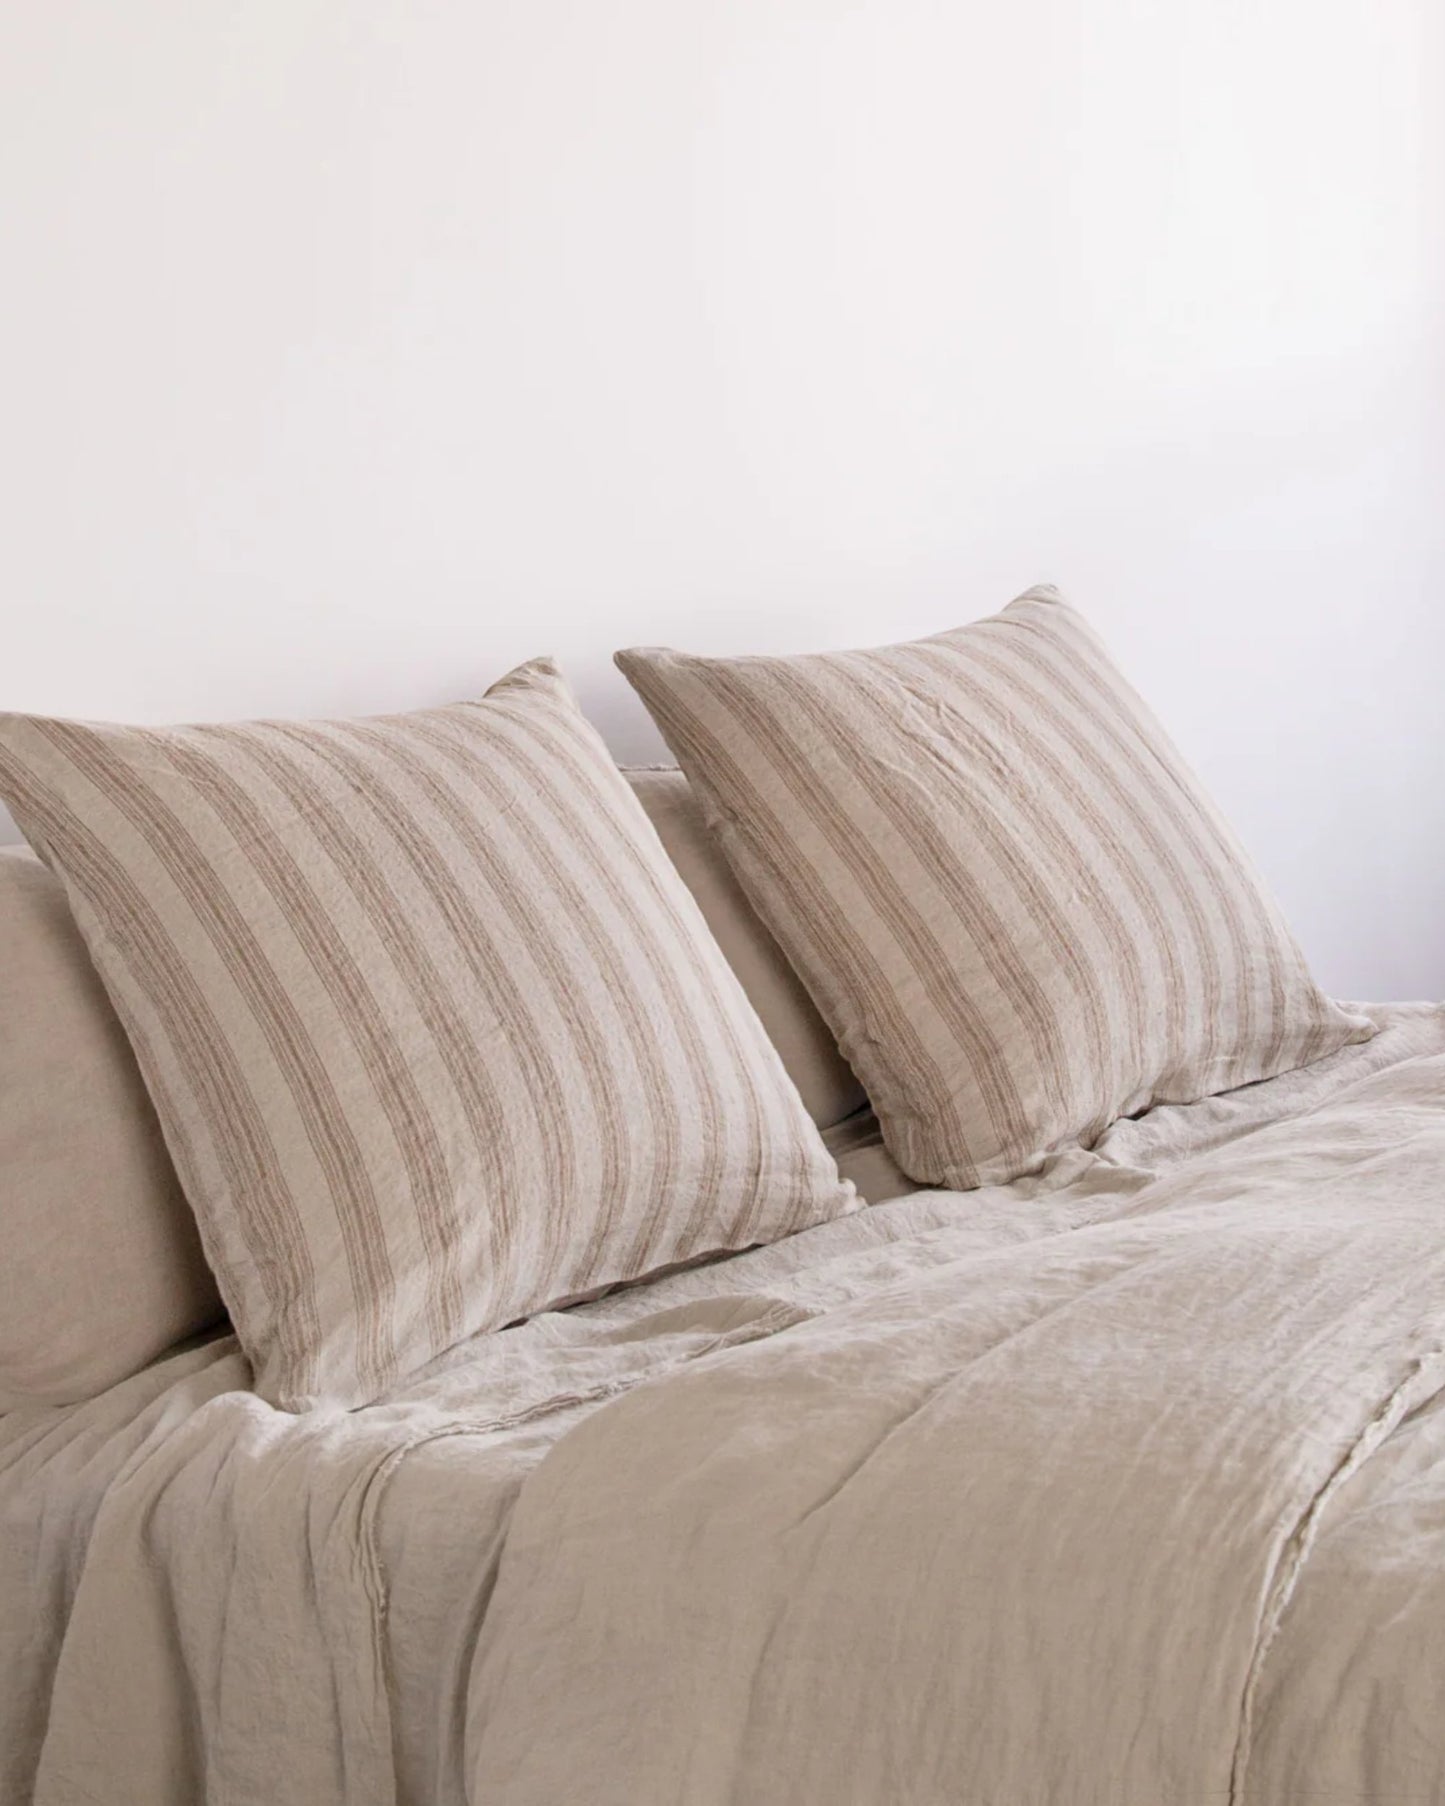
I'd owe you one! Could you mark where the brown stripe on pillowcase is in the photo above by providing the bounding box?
[993,604,1303,1077]
[616,647,984,1186]
[342,711,646,1285]
[161,730,466,1355]
[881,641,1154,1098]
[484,697,769,1253]
[0,755,325,1393]
[774,651,1114,1143]
[297,715,605,1295]
[0,663,857,1409]
[617,587,1375,1191]
[670,654,1054,1173]
[895,636,1207,1085]
[35,717,402,1398]
[975,613,1265,1074]
[202,722,506,1338]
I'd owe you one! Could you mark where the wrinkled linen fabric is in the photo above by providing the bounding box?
[0,665,856,1411]
[4,1002,1445,1806]
[618,591,1376,1189]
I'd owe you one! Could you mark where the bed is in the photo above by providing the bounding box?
[3,592,1442,1804]
[6,1001,1445,1804]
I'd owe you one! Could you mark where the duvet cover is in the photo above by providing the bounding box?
[4,1003,1445,1806]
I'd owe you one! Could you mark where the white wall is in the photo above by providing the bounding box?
[2,1,1441,996]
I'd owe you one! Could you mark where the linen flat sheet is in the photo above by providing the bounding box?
[4,1002,1444,1806]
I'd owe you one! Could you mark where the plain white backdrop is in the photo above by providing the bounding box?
[2,1,1441,995]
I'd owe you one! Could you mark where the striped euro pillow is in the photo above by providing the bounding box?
[618,588,1375,1190]
[0,662,856,1410]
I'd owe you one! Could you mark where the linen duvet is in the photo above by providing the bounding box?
[5,1001,1445,1806]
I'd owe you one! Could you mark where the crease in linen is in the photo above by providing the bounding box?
[5,1003,1445,1806]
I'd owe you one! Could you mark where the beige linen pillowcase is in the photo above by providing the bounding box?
[0,846,223,1408]
[0,662,856,1411]
[623,766,864,1131]
[618,587,1374,1190]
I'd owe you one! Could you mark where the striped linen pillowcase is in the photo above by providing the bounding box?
[617,588,1375,1190]
[0,661,857,1410]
